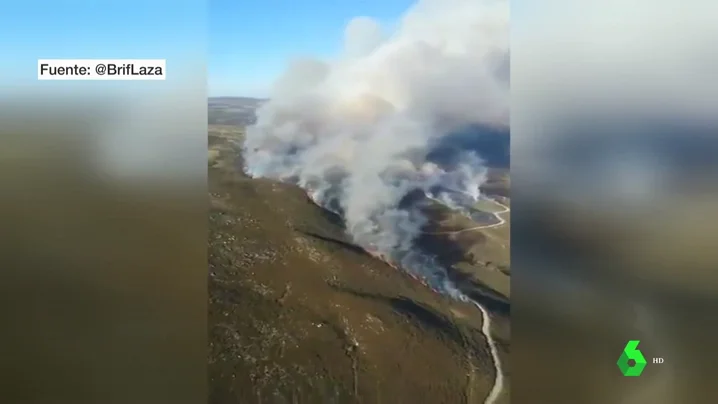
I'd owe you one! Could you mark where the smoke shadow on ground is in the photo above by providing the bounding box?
[413,205,510,316]
[415,233,470,269]
[295,228,368,257]
[415,203,489,269]
[447,270,510,317]
[317,206,346,230]
[305,222,511,317]
[328,284,465,345]
[298,200,510,319]
[427,124,510,170]
[479,183,509,199]
[299,197,347,231]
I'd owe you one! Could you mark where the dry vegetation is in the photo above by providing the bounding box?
[208,105,510,404]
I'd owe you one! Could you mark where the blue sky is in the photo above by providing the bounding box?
[209,0,415,97]
[0,0,414,97]
[0,0,205,89]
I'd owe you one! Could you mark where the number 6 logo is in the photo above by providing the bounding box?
[617,340,647,376]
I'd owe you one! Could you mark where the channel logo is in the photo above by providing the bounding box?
[617,340,648,376]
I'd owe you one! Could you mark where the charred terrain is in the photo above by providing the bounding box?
[208,98,510,404]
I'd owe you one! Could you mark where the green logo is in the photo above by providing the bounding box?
[617,340,647,376]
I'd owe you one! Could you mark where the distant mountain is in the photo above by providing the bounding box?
[208,97,267,126]
[428,124,510,170]
[208,96,267,107]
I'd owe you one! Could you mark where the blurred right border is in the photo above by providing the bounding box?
[511,1,718,402]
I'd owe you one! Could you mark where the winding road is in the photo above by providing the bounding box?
[465,198,508,404]
[470,297,505,404]
[425,198,510,235]
[306,188,510,404]
[425,194,509,404]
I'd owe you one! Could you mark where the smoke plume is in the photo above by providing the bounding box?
[242,0,509,298]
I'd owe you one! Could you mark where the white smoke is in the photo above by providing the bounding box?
[243,0,509,296]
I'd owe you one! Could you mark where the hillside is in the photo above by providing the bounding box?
[208,104,510,403]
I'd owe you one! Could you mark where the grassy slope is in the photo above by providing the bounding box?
[208,120,510,404]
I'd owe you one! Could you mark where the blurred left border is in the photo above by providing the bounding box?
[0,1,207,403]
